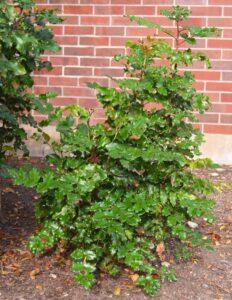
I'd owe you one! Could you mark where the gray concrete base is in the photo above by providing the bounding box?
[200,134,232,165]
[23,126,232,165]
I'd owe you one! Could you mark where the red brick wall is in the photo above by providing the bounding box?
[35,0,232,134]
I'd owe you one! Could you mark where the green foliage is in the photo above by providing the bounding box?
[0,0,62,161]
[11,6,219,295]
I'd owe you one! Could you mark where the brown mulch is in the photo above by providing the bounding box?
[0,158,232,300]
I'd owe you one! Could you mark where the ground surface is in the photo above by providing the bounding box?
[0,158,232,300]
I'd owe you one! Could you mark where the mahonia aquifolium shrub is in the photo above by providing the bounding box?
[0,0,62,163]
[11,6,221,295]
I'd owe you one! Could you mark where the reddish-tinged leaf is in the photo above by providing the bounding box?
[152,273,160,279]
[211,233,221,241]
[156,242,165,262]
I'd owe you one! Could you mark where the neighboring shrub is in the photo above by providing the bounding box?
[0,0,62,163]
[11,6,220,295]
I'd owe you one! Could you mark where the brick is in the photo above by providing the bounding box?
[192,71,221,81]
[192,123,202,131]
[80,16,109,25]
[95,6,124,15]
[63,87,94,97]
[95,47,124,57]
[79,77,109,87]
[210,103,232,113]
[211,61,232,70]
[222,72,232,81]
[33,76,48,86]
[28,0,232,136]
[34,67,62,76]
[182,17,206,27]
[80,0,109,3]
[222,50,232,59]
[190,7,222,16]
[50,0,82,3]
[196,113,219,123]
[49,77,77,86]
[223,29,232,38]
[194,49,221,59]
[80,57,110,67]
[193,81,204,91]
[63,16,79,24]
[208,18,232,27]
[224,8,232,16]
[94,68,124,77]
[179,39,206,49]
[207,82,232,92]
[80,36,109,46]
[65,26,94,35]
[204,125,232,135]
[96,27,124,36]
[111,0,140,3]
[64,6,93,15]
[144,0,173,4]
[208,39,232,49]
[79,98,100,109]
[51,97,78,106]
[126,27,156,36]
[209,0,232,4]
[112,17,136,26]
[37,5,62,10]
[111,37,135,46]
[90,118,106,126]
[92,109,105,119]
[221,114,232,124]
[205,93,220,102]
[221,94,232,102]
[64,47,94,56]
[125,6,156,15]
[65,67,93,76]
[34,86,62,95]
[50,25,63,35]
[50,56,78,66]
[176,0,207,4]
[55,36,78,45]
[146,17,174,26]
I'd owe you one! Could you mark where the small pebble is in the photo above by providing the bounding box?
[187,221,198,229]
[211,172,219,177]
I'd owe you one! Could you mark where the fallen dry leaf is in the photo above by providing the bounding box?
[44,264,52,271]
[228,216,232,222]
[2,187,15,193]
[29,268,40,279]
[129,135,141,141]
[156,241,165,262]
[129,273,139,282]
[135,228,145,235]
[113,287,121,296]
[35,284,43,291]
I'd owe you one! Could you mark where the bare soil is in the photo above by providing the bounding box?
[0,158,232,300]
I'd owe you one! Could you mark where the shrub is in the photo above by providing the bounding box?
[11,6,220,295]
[0,0,62,163]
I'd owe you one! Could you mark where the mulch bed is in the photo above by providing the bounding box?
[0,158,232,300]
